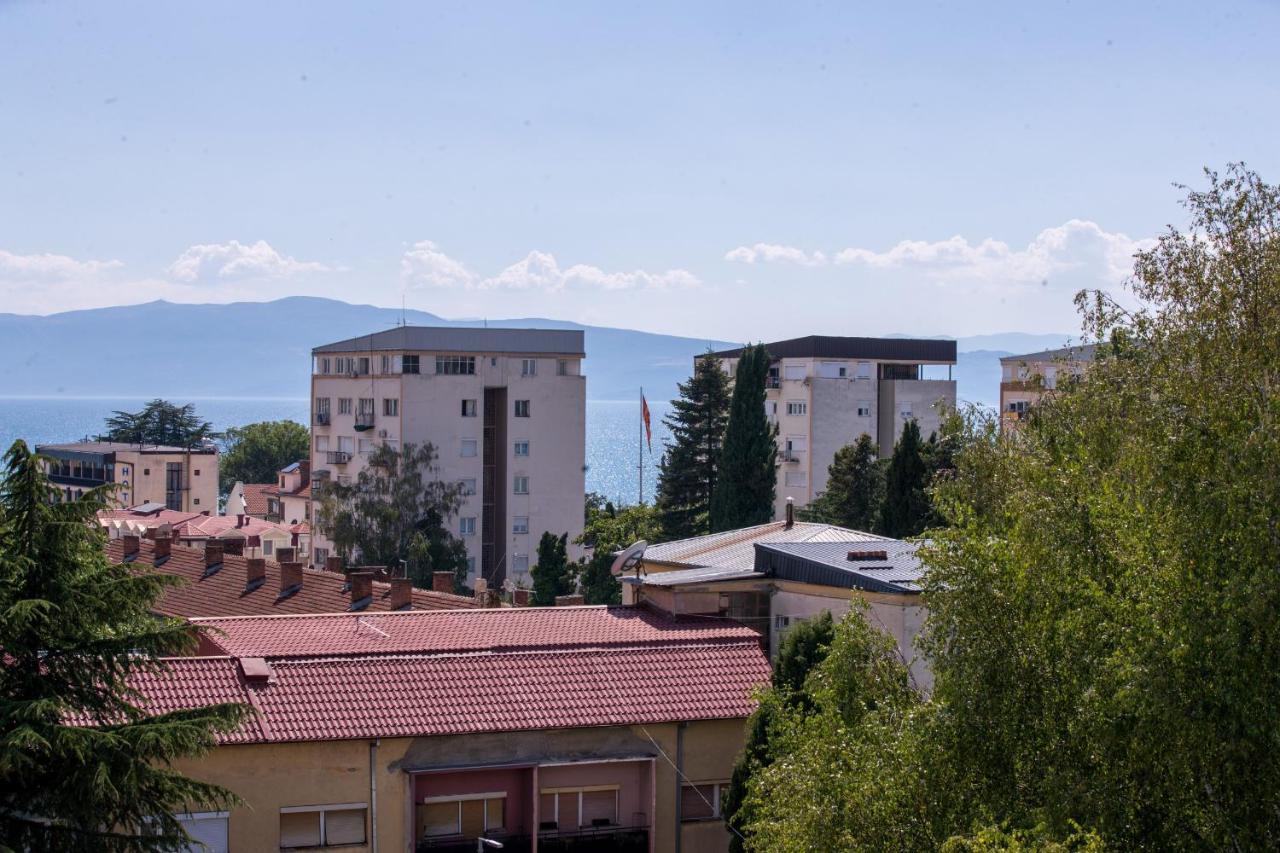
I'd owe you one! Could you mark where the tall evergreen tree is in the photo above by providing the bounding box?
[879,419,930,538]
[530,532,572,606]
[102,399,216,448]
[800,434,885,532]
[0,440,246,850]
[709,343,777,532]
[655,349,732,539]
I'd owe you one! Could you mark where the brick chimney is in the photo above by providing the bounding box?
[121,534,140,560]
[280,561,303,597]
[222,538,244,557]
[513,588,531,607]
[204,542,224,575]
[276,546,296,564]
[245,557,267,591]
[389,577,413,610]
[325,555,343,574]
[365,565,388,582]
[555,594,585,607]
[349,571,374,609]
[153,532,172,563]
[432,571,455,595]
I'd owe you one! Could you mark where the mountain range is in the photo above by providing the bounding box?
[0,297,1076,409]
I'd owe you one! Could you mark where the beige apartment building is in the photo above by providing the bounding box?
[712,336,957,518]
[309,327,586,588]
[36,440,218,512]
[999,344,1096,429]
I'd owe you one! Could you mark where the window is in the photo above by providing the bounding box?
[436,355,476,375]
[402,354,419,374]
[783,363,806,381]
[514,440,529,456]
[818,361,846,379]
[280,804,367,848]
[681,782,728,821]
[194,469,201,476]
[521,358,537,376]
[358,438,375,454]
[263,540,275,556]
[540,787,619,829]
[785,436,807,455]
[514,400,530,418]
[461,439,478,458]
[192,498,200,506]
[380,354,391,374]
[460,517,476,536]
[315,397,330,417]
[775,615,791,630]
[174,811,229,853]
[338,436,354,454]
[857,401,872,418]
[461,399,478,417]
[785,401,807,416]
[316,435,330,452]
[512,553,529,573]
[355,356,370,376]
[459,478,477,495]
[338,397,352,415]
[784,471,807,487]
[857,361,872,379]
[513,476,529,495]
[358,398,375,415]
[557,359,571,376]
[315,356,331,375]
[900,401,913,419]
[143,468,150,476]
[383,398,399,417]
[418,794,506,839]
[513,516,529,534]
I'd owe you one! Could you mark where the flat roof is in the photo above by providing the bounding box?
[999,343,1098,364]
[313,326,586,356]
[37,440,216,455]
[710,335,956,364]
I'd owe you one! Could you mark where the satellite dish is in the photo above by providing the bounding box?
[610,540,648,577]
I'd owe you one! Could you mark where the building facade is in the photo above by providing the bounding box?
[999,344,1097,429]
[710,336,957,518]
[309,327,586,588]
[36,440,218,512]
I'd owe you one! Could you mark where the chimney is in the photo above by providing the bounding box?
[298,459,311,484]
[325,555,344,574]
[555,594,585,607]
[432,571,454,595]
[121,534,140,560]
[349,571,374,609]
[279,561,303,597]
[203,542,224,575]
[276,546,296,564]
[153,532,172,563]
[389,577,413,610]
[222,538,244,557]
[785,497,795,529]
[365,565,388,582]
[513,588,531,607]
[236,513,246,529]
[245,557,267,591]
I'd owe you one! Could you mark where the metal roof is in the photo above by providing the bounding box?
[36,441,217,455]
[312,326,585,356]
[710,335,956,364]
[999,343,1098,364]
[624,566,766,587]
[753,540,926,594]
[642,521,886,572]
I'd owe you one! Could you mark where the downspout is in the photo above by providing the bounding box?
[674,722,686,853]
[369,738,379,853]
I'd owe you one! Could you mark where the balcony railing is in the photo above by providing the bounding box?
[326,451,351,465]
[355,412,376,428]
[314,411,331,425]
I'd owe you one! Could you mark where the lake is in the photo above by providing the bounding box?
[0,397,671,507]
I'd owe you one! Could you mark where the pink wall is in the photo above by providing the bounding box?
[414,767,535,835]
[538,760,653,828]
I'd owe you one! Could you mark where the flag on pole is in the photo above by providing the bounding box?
[641,393,652,452]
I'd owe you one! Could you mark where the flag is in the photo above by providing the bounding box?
[641,393,652,452]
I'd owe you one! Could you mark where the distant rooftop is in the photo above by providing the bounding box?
[643,520,886,573]
[754,540,925,594]
[313,326,585,356]
[711,335,956,364]
[36,440,217,455]
[999,343,1098,364]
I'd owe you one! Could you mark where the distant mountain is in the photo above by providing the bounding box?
[0,297,1055,408]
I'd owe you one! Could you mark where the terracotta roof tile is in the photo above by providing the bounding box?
[240,484,274,516]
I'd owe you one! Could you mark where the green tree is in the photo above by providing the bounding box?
[575,501,662,605]
[800,434,885,531]
[530,531,572,606]
[313,442,469,590]
[101,399,216,448]
[710,343,777,532]
[0,440,246,850]
[218,420,310,493]
[879,419,929,538]
[655,349,732,539]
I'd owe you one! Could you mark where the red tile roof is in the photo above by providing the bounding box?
[240,483,274,517]
[107,538,478,617]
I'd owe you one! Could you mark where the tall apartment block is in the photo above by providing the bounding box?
[35,441,219,511]
[711,336,957,519]
[999,343,1096,429]
[309,327,586,588]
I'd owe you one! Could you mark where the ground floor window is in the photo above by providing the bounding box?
[418,793,506,840]
[279,803,367,848]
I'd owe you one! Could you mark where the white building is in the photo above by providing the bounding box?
[711,336,957,518]
[309,327,586,588]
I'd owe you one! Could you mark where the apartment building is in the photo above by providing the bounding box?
[711,336,957,518]
[310,327,586,588]
[35,440,218,512]
[999,344,1096,429]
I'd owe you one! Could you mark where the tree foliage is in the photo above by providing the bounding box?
[0,440,246,850]
[710,343,777,532]
[574,500,661,605]
[530,531,572,606]
[800,434,885,532]
[101,399,216,448]
[313,442,468,590]
[655,349,731,539]
[218,420,310,493]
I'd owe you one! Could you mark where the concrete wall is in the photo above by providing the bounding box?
[115,449,219,512]
[877,379,956,456]
[808,376,877,506]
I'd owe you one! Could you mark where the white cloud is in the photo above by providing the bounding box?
[725,243,827,266]
[400,240,478,289]
[167,240,332,283]
[400,242,700,292]
[0,249,122,281]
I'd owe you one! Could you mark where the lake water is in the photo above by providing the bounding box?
[0,397,671,506]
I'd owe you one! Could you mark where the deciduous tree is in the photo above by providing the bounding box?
[218,420,310,493]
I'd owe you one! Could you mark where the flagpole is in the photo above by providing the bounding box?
[638,386,644,505]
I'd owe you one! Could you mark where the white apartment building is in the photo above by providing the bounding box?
[712,336,957,519]
[309,327,586,589]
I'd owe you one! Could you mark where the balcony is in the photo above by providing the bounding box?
[314,411,331,426]
[539,825,649,852]
[326,451,351,465]
[766,377,781,389]
[355,412,376,429]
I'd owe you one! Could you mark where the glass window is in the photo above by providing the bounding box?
[324,809,366,845]
[785,401,807,416]
[513,516,529,534]
[581,790,617,827]
[338,398,352,415]
[460,517,476,536]
[315,435,330,452]
[403,354,420,374]
[514,400,530,418]
[461,399,477,417]
[784,471,807,487]
[521,358,537,376]
[512,554,529,573]
[514,440,529,456]
[557,359,571,376]
[857,361,872,379]
[383,398,399,416]
[857,401,872,418]
[279,811,321,848]
[460,478,477,495]
[358,398,375,415]
[513,476,529,494]
[358,438,374,454]
[420,801,459,838]
[900,401,913,418]
[461,439,478,457]
[315,397,330,415]
[281,806,367,848]
[435,355,476,375]
[680,783,724,821]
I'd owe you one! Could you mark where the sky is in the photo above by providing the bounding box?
[1,0,1277,340]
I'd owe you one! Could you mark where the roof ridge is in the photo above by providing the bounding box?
[249,640,765,665]
[189,604,619,623]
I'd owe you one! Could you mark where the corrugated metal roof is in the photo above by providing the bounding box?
[711,335,956,363]
[754,540,925,594]
[312,326,585,356]
[643,521,885,572]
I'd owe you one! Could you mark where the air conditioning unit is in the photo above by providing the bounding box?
[377,429,388,438]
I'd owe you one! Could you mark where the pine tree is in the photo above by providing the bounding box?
[0,440,246,850]
[102,399,216,448]
[800,434,884,532]
[709,343,777,532]
[879,419,930,538]
[655,349,731,539]
[530,532,572,606]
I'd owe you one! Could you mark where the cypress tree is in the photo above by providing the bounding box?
[879,419,930,538]
[655,349,731,539]
[800,434,884,532]
[0,440,246,850]
[530,531,572,605]
[710,343,777,531]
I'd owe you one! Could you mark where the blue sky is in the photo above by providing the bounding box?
[1,0,1276,339]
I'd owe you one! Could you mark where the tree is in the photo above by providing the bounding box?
[218,420,310,493]
[879,419,930,538]
[313,442,469,590]
[655,349,732,539]
[530,532,572,606]
[574,500,661,605]
[0,440,246,850]
[710,343,777,532]
[101,399,216,448]
[800,434,884,532]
